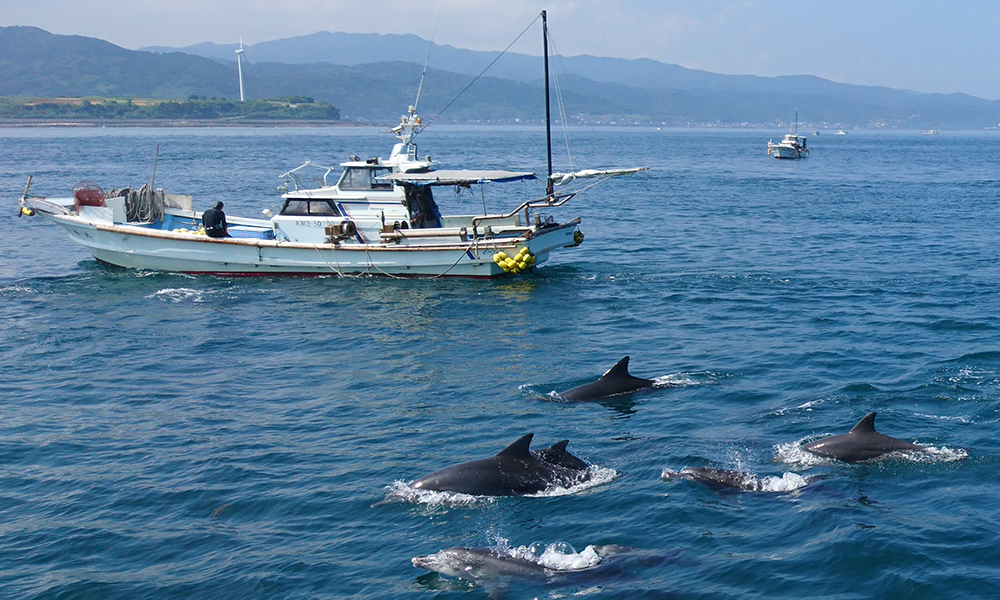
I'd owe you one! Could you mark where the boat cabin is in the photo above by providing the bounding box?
[271,158,442,244]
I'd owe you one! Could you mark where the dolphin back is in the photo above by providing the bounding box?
[803,412,925,463]
[664,467,763,491]
[558,356,655,401]
[535,440,589,471]
[410,433,590,496]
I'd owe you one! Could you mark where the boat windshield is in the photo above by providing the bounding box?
[279,199,342,216]
[339,167,394,191]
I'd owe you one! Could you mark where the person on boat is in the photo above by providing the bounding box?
[202,201,230,238]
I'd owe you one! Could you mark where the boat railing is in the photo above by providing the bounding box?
[278,161,339,192]
[470,191,577,230]
[21,196,73,216]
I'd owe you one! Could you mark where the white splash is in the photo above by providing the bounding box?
[146,287,207,303]
[770,399,824,416]
[915,412,973,424]
[775,438,831,466]
[653,371,721,388]
[528,466,619,498]
[506,541,604,572]
[757,472,810,492]
[901,445,968,463]
[0,285,35,295]
[380,480,489,509]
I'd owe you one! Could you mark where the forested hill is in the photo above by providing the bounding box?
[4,26,1000,128]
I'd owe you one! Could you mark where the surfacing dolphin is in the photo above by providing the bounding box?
[410,433,591,496]
[413,547,548,581]
[412,544,630,583]
[558,356,654,401]
[803,412,925,463]
[662,467,768,492]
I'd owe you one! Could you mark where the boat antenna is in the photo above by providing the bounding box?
[413,10,441,112]
[543,10,553,197]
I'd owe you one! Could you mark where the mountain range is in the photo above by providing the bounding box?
[3,25,1000,128]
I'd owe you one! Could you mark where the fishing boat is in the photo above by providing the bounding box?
[18,12,644,279]
[767,111,809,159]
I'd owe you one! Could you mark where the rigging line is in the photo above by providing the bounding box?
[426,13,541,127]
[430,240,479,279]
[545,32,575,173]
[311,244,345,276]
[414,8,442,111]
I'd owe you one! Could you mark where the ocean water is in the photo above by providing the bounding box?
[2,125,999,599]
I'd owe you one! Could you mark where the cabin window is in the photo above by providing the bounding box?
[309,200,338,215]
[340,167,393,191]
[279,199,341,216]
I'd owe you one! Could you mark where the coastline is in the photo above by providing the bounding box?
[0,118,368,128]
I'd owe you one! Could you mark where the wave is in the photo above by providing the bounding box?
[0,284,36,296]
[145,287,208,303]
[769,399,825,417]
[652,370,725,388]
[915,412,973,424]
[526,466,619,497]
[379,480,490,510]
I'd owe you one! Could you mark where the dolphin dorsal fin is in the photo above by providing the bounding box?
[496,433,533,458]
[601,356,631,380]
[849,412,878,434]
[548,440,570,454]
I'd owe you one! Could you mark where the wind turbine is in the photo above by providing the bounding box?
[235,37,250,102]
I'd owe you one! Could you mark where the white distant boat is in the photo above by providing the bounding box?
[835,129,847,135]
[18,12,645,279]
[921,129,940,135]
[767,111,809,159]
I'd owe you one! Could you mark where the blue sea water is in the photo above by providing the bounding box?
[1,125,999,599]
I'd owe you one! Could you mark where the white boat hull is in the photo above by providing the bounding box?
[39,210,579,278]
[768,144,806,159]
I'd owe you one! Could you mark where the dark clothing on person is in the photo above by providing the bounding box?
[202,202,229,238]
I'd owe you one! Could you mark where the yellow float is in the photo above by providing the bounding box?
[493,247,536,274]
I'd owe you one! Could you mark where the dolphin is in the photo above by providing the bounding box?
[413,547,548,581]
[410,433,591,496]
[412,544,630,582]
[803,412,925,463]
[662,467,768,492]
[558,356,654,401]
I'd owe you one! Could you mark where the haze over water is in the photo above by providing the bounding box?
[2,126,998,598]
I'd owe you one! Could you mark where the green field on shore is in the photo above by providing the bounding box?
[0,96,340,121]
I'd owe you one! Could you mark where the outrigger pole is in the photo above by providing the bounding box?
[542,10,553,198]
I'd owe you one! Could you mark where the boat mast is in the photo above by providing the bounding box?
[542,10,553,197]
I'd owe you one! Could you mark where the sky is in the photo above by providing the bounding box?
[4,0,1000,99]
